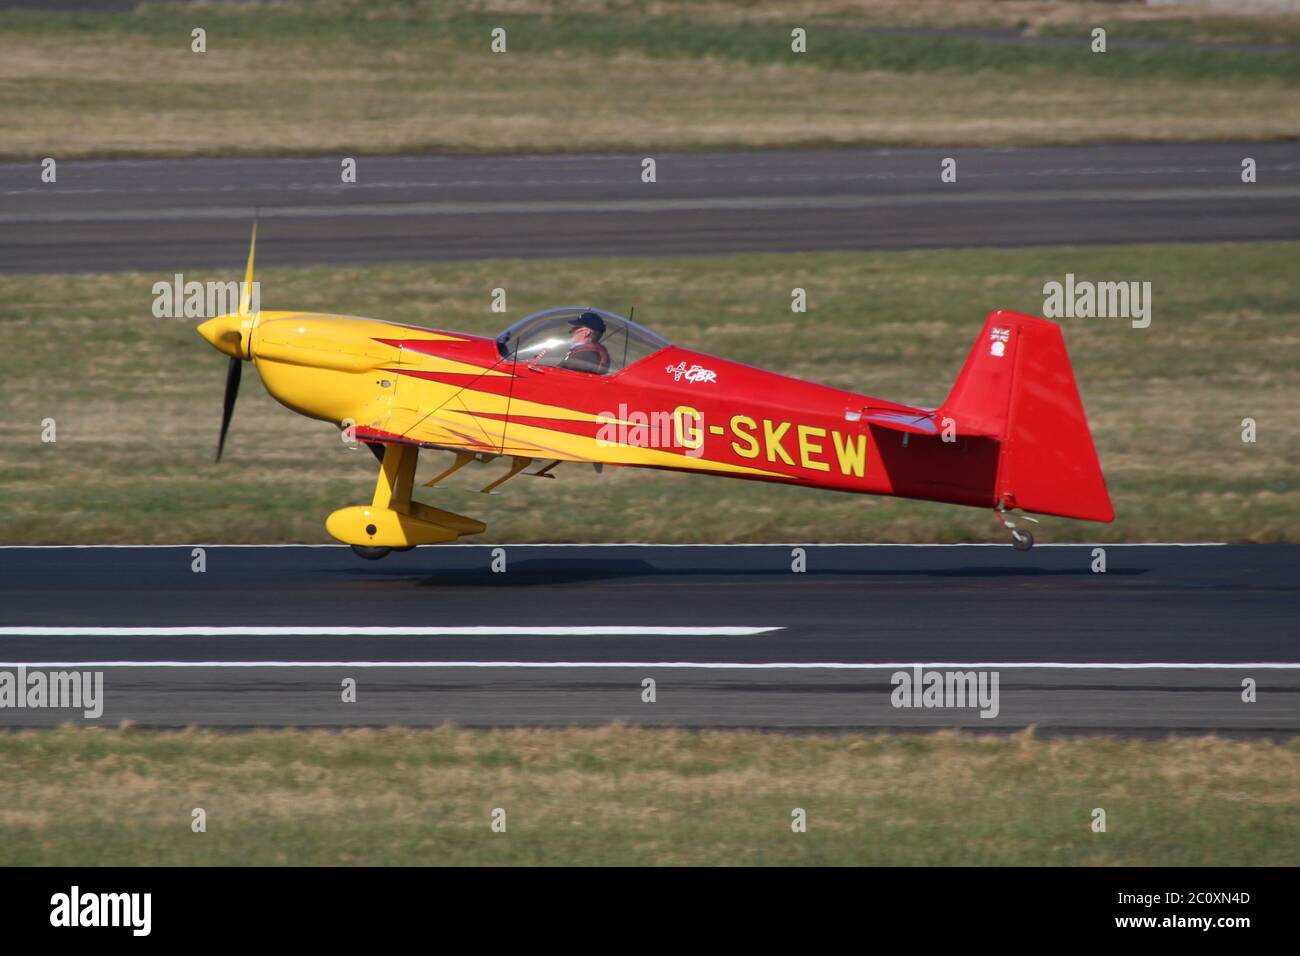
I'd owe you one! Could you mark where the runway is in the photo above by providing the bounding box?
[1,544,1295,733]
[3,142,1298,273]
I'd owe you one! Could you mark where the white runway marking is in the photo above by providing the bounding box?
[0,626,782,637]
[1,661,1296,669]
[0,542,1229,548]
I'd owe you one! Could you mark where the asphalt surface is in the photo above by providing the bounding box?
[1,544,1295,733]
[3,142,1298,273]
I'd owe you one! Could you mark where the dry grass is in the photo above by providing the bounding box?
[1,725,1296,864]
[1,2,1298,158]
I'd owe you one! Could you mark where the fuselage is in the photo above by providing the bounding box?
[201,309,1002,511]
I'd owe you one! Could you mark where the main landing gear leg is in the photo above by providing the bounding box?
[349,442,419,561]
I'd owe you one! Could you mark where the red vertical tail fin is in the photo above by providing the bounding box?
[938,311,1114,523]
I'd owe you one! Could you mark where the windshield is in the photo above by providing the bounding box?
[496,307,670,375]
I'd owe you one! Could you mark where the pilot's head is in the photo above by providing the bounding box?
[569,311,606,344]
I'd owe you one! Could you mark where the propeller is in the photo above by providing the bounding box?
[215,354,242,463]
[197,217,258,463]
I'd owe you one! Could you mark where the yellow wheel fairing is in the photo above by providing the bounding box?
[326,505,461,547]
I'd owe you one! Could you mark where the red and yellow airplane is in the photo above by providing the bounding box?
[198,228,1113,559]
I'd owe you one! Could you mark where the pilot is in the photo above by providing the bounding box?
[559,311,611,374]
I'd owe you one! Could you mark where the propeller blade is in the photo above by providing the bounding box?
[239,216,258,317]
[216,355,242,462]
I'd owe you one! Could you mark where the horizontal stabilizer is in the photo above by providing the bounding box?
[858,408,999,439]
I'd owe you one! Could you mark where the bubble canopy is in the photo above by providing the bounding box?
[496,307,671,375]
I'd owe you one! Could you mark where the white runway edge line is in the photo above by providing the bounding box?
[1,662,1297,670]
[0,626,782,637]
[0,543,1229,549]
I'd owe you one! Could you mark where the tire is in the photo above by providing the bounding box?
[1011,529,1034,552]
[350,544,393,560]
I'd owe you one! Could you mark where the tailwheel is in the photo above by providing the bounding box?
[350,545,392,560]
[995,498,1039,551]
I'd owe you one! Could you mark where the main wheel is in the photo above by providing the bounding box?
[350,544,393,560]
[1011,529,1034,552]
